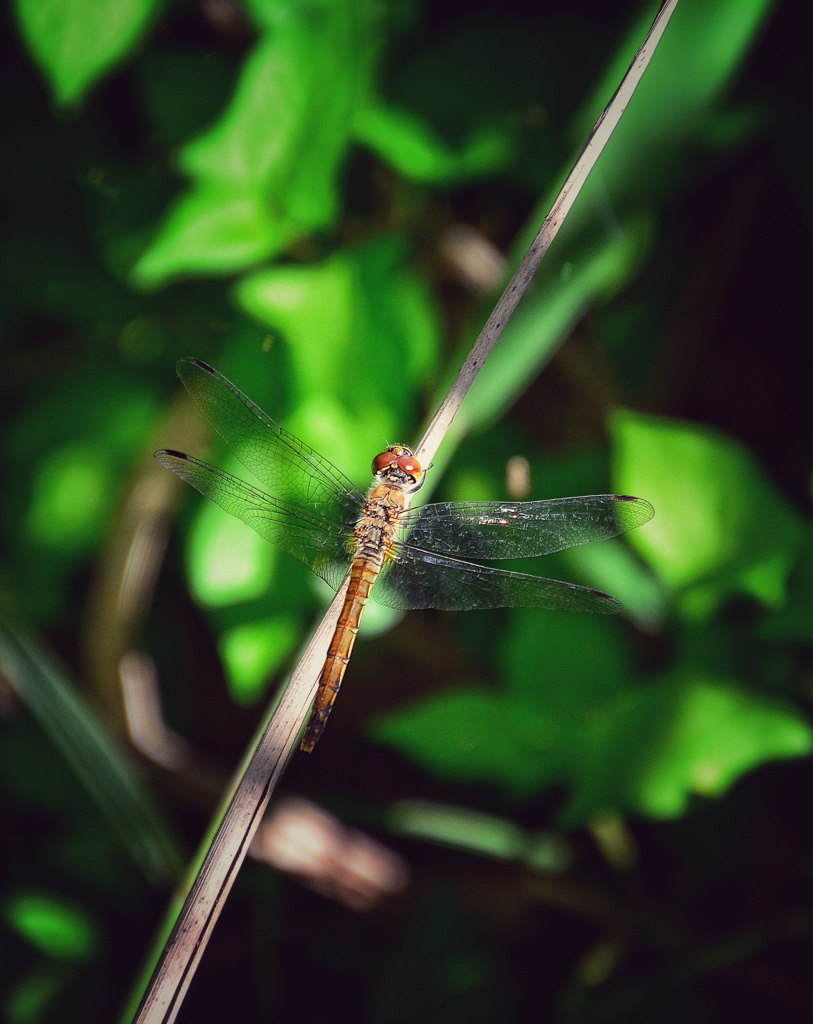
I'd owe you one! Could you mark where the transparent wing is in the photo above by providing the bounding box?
[176,357,364,521]
[376,546,622,614]
[397,494,654,559]
[156,451,354,592]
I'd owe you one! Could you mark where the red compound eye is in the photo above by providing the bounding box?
[372,451,398,473]
[397,454,422,476]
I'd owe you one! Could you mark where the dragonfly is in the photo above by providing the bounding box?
[156,358,654,752]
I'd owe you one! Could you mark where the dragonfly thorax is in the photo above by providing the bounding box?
[371,445,425,493]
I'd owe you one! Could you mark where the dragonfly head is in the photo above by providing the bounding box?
[372,445,425,493]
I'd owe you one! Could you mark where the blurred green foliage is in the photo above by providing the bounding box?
[5,890,99,960]
[2,0,812,1021]
[614,411,805,610]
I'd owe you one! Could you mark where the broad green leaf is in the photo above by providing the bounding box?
[15,0,161,105]
[186,474,277,608]
[373,615,631,798]
[612,411,805,612]
[369,688,558,798]
[374,659,812,822]
[354,105,513,184]
[4,891,98,960]
[132,185,293,287]
[502,611,630,708]
[235,238,440,456]
[219,617,300,704]
[136,0,377,286]
[179,33,319,191]
[236,257,355,400]
[562,675,813,823]
[25,443,111,552]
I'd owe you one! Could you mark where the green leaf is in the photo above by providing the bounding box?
[563,675,813,823]
[374,605,812,823]
[235,238,439,457]
[236,257,355,397]
[15,0,161,105]
[132,184,293,287]
[25,442,112,552]
[186,473,278,608]
[502,611,629,707]
[612,411,805,613]
[4,891,99,960]
[374,657,812,823]
[179,33,318,191]
[135,0,377,285]
[369,688,558,798]
[219,617,300,705]
[354,105,513,184]
[372,614,631,798]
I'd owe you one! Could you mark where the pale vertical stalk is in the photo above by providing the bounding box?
[416,0,678,470]
[130,2,679,1020]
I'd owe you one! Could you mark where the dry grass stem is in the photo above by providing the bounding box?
[416,0,678,469]
[131,2,679,1019]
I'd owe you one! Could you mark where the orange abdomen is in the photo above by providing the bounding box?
[300,555,383,752]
